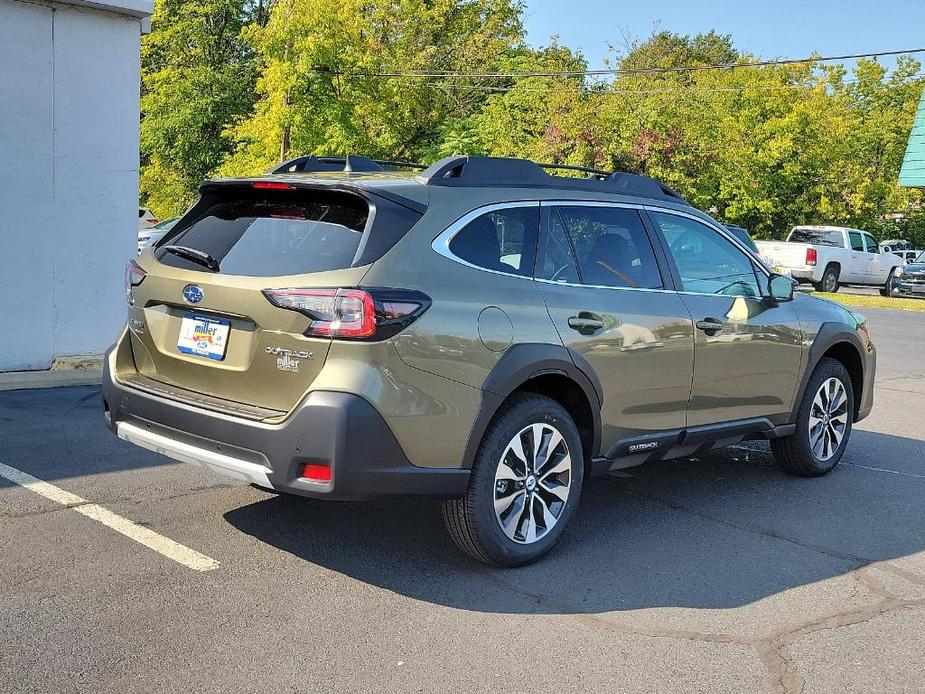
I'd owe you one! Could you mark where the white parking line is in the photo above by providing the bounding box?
[843,462,925,480]
[0,461,219,572]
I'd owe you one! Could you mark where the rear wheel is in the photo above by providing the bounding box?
[771,357,853,476]
[442,393,583,567]
[814,265,840,293]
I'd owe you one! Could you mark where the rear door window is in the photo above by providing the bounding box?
[536,208,580,284]
[156,188,371,276]
[554,205,663,289]
[849,232,865,252]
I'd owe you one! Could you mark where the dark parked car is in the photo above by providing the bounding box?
[893,251,925,298]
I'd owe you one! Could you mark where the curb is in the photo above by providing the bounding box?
[0,355,104,392]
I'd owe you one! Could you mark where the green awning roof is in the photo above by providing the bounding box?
[900,89,925,188]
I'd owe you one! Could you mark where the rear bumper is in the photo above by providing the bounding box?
[102,348,470,500]
[789,268,818,282]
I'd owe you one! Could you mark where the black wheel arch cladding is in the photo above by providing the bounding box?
[462,343,603,469]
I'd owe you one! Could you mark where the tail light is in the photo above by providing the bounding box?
[262,287,431,340]
[805,248,817,266]
[252,181,295,190]
[124,260,146,305]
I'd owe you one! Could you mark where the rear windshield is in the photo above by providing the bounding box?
[155,188,370,276]
[788,228,844,247]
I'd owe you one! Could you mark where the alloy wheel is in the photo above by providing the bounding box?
[808,377,849,461]
[493,423,572,544]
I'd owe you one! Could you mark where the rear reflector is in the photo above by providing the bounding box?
[806,247,817,266]
[252,181,295,190]
[301,464,332,482]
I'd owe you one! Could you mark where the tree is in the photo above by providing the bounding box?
[140,13,924,243]
[140,0,268,217]
[219,0,525,176]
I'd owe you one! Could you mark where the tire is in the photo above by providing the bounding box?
[442,393,584,567]
[771,357,854,477]
[880,271,897,297]
[813,265,840,293]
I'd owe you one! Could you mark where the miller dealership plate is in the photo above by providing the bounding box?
[177,314,230,361]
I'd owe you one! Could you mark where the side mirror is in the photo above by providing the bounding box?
[768,273,796,303]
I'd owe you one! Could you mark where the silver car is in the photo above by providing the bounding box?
[137,217,178,255]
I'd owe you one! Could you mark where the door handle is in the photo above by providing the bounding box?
[568,312,605,335]
[695,317,724,335]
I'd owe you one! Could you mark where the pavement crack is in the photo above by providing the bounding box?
[466,564,748,647]
[619,485,869,567]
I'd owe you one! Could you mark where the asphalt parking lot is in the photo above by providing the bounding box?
[2,307,924,694]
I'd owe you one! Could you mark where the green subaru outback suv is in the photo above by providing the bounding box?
[105,155,875,566]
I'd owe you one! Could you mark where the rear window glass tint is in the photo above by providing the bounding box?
[789,228,843,246]
[156,190,369,276]
[448,206,538,276]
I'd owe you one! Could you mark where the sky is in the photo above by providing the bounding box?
[523,0,925,72]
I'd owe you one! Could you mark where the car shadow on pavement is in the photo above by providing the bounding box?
[0,386,172,484]
[224,429,925,614]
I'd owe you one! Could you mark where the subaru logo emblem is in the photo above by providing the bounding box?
[182,284,203,304]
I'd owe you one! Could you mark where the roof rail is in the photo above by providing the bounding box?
[417,156,687,203]
[536,162,612,179]
[271,155,427,175]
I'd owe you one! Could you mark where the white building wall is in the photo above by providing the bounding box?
[0,0,55,370]
[0,0,148,372]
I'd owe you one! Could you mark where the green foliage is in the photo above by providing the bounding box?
[140,0,266,217]
[141,7,924,238]
[218,0,525,176]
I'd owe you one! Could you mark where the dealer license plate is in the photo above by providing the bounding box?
[177,314,230,361]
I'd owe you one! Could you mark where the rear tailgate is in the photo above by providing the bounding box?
[124,182,420,415]
[755,241,811,269]
[127,266,367,414]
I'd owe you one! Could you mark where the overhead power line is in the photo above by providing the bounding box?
[428,71,925,95]
[324,47,925,80]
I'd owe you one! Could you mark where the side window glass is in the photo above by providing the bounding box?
[555,206,663,289]
[448,206,538,276]
[849,232,865,252]
[536,209,580,283]
[651,212,761,298]
[863,235,880,253]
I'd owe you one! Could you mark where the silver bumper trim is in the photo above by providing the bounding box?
[116,421,273,487]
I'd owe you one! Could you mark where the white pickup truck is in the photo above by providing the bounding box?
[756,226,903,295]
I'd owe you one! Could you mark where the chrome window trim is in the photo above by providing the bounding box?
[431,201,540,280]
[431,198,774,301]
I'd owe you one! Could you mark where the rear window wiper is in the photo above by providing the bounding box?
[161,245,220,272]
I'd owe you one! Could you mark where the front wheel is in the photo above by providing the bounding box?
[880,271,897,297]
[771,357,854,476]
[442,393,583,567]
